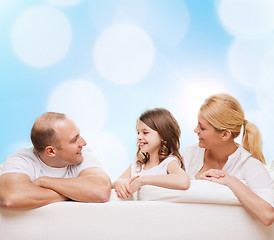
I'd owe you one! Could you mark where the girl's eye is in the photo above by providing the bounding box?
[143,132,149,134]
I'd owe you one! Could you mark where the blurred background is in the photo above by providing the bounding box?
[1,0,274,180]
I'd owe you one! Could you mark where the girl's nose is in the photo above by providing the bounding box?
[137,133,142,140]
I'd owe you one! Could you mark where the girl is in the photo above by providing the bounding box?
[183,93,274,226]
[113,108,190,199]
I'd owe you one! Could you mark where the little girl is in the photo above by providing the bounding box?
[112,108,190,199]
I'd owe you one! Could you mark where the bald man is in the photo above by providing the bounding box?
[0,112,111,210]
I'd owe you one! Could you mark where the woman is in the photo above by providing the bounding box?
[183,93,274,226]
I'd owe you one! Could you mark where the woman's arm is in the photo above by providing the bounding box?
[130,161,190,193]
[198,169,274,226]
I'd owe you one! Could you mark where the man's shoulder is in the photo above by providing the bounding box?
[1,147,38,178]
[6,147,38,162]
[77,147,102,171]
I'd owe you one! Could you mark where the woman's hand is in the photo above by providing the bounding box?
[114,176,139,198]
[197,169,231,185]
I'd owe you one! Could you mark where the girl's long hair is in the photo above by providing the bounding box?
[136,108,183,171]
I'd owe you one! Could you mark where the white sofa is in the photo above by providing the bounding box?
[0,164,274,240]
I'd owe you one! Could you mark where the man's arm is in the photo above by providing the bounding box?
[33,167,111,203]
[0,173,68,210]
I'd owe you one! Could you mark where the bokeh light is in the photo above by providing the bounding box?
[217,0,274,36]
[47,79,108,135]
[93,23,155,85]
[11,5,71,68]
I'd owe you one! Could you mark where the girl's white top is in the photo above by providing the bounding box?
[130,156,181,200]
[131,155,181,178]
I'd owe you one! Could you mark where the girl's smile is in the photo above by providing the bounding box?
[136,120,162,156]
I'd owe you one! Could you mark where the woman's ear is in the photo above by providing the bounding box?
[221,130,232,141]
[44,146,56,157]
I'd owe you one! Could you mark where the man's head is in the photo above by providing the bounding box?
[31,112,65,152]
[31,112,87,167]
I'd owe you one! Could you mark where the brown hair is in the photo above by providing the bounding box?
[136,108,183,171]
[200,93,265,164]
[31,112,66,153]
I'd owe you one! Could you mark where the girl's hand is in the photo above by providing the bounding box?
[129,176,144,194]
[114,176,139,198]
[197,169,230,185]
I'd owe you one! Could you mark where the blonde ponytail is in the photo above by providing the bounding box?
[242,120,265,164]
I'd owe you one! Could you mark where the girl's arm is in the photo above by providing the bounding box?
[198,169,274,226]
[112,165,137,199]
[130,161,190,193]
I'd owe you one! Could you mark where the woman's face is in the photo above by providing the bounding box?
[194,113,223,149]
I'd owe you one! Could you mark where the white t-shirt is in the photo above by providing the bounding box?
[1,147,101,182]
[131,156,181,177]
[182,144,274,207]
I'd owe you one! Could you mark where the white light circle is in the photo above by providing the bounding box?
[254,106,274,165]
[84,132,129,181]
[11,6,71,68]
[217,0,274,36]
[179,79,228,126]
[45,0,83,7]
[93,23,155,85]
[47,79,108,134]
[259,46,274,96]
[227,36,274,89]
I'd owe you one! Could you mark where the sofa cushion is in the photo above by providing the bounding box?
[138,180,241,205]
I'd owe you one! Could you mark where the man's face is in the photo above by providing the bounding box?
[53,118,87,167]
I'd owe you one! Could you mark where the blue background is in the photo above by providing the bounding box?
[1,0,274,179]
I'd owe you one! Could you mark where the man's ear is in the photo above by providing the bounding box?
[221,130,232,141]
[44,146,56,157]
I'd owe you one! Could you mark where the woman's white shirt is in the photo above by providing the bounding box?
[183,144,274,207]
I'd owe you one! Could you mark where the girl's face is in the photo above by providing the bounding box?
[194,113,223,149]
[136,120,162,156]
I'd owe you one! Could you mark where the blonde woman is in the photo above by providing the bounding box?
[183,93,274,226]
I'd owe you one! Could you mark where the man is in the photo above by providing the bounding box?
[0,112,111,210]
